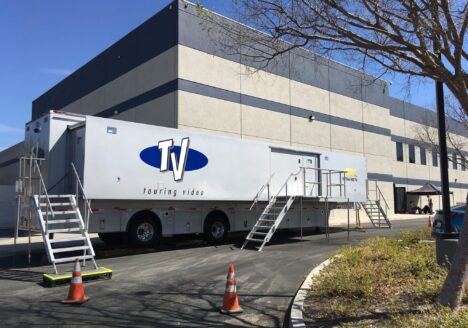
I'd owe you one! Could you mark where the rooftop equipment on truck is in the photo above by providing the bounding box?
[17,111,369,273]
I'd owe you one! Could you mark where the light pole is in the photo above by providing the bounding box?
[434,47,452,234]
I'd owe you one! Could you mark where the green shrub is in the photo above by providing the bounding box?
[307,229,466,327]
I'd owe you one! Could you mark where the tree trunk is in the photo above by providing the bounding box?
[438,193,468,309]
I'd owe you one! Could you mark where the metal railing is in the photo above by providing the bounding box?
[273,168,303,200]
[16,156,55,235]
[249,167,348,205]
[33,160,55,233]
[368,179,390,216]
[249,173,275,211]
[302,167,347,199]
[71,162,93,230]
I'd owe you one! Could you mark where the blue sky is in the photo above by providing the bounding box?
[0,0,435,151]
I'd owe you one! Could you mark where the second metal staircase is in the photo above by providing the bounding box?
[361,180,392,228]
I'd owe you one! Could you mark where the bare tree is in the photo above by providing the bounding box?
[200,0,467,112]
[413,97,468,310]
[196,0,467,310]
[414,97,468,171]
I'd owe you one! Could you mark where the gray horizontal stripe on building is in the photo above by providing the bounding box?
[178,79,391,136]
[0,158,18,169]
[95,80,178,118]
[368,172,468,189]
[367,173,393,182]
[93,78,391,137]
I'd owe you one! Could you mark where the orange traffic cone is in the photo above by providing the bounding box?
[61,259,90,304]
[221,263,243,314]
[427,216,432,228]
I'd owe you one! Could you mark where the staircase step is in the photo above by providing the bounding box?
[52,246,89,253]
[259,218,276,222]
[40,202,71,206]
[246,238,264,242]
[49,237,86,243]
[54,255,94,264]
[256,225,272,228]
[47,228,81,233]
[39,194,74,199]
[47,219,81,224]
[42,210,76,215]
[252,232,268,236]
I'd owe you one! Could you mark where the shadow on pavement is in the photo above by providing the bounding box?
[0,227,343,271]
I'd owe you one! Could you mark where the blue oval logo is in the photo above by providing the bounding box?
[140,146,208,171]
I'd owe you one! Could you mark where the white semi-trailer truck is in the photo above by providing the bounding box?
[17,111,367,271]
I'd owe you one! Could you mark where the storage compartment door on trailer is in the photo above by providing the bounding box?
[82,116,272,201]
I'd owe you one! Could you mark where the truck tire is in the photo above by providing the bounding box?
[98,232,126,245]
[204,214,229,244]
[128,214,161,248]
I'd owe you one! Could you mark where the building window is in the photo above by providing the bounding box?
[396,142,403,162]
[432,151,438,167]
[409,144,415,163]
[453,153,457,170]
[420,147,426,165]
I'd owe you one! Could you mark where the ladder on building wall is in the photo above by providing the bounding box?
[16,156,97,274]
[242,171,300,251]
[360,180,392,228]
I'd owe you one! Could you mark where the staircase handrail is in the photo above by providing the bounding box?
[273,168,303,200]
[376,184,390,211]
[33,160,55,228]
[71,162,93,229]
[249,173,275,211]
[301,167,347,198]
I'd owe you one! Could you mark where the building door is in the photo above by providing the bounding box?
[394,185,407,213]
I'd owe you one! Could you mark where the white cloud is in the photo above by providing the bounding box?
[0,123,23,134]
[39,68,73,76]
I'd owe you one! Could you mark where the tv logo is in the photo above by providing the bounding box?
[140,138,209,182]
[158,138,189,181]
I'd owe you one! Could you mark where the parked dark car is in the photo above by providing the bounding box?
[432,204,466,237]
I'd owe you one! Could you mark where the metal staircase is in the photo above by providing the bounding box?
[361,180,392,228]
[33,194,97,274]
[16,155,97,274]
[242,166,349,251]
[242,171,299,251]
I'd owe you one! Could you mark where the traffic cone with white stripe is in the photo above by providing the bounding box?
[61,259,90,304]
[220,263,243,314]
[427,216,432,228]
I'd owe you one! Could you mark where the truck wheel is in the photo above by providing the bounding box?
[98,232,126,245]
[128,215,161,248]
[204,215,228,244]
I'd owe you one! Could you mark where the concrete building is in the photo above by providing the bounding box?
[1,0,467,231]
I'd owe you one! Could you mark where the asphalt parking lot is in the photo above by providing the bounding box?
[0,218,427,327]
